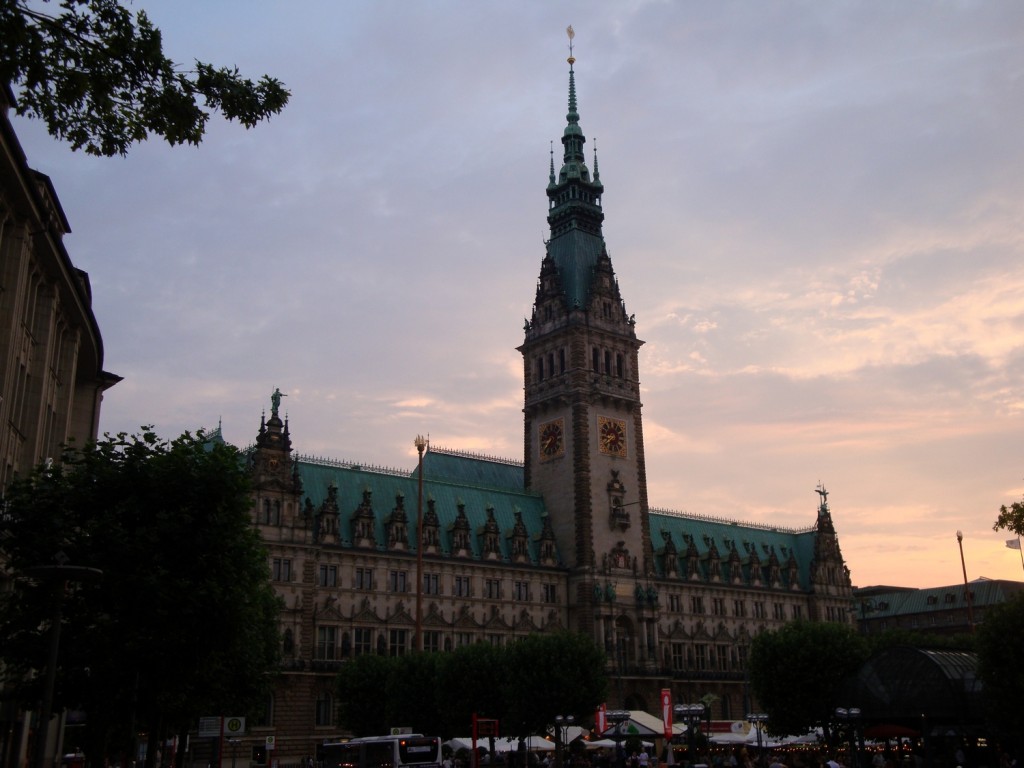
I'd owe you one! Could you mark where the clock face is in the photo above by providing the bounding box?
[539,418,565,460]
[598,416,627,457]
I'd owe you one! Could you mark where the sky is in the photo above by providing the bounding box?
[12,1,1024,589]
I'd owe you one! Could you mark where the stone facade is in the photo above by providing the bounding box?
[0,85,119,768]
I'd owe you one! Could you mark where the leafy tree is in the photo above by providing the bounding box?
[0,0,289,155]
[975,592,1024,740]
[436,641,507,734]
[500,631,608,738]
[0,429,281,766]
[385,653,444,736]
[748,621,868,737]
[993,495,1024,538]
[862,627,975,656]
[335,633,608,739]
[336,653,392,736]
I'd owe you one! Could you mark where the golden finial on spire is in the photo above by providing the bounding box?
[566,25,575,65]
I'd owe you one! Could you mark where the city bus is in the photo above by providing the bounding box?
[317,735,442,768]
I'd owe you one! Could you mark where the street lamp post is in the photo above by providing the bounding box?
[25,563,103,768]
[554,714,575,768]
[834,708,861,768]
[955,531,975,632]
[673,704,704,766]
[606,710,630,768]
[228,738,241,768]
[746,714,768,768]
[414,435,427,651]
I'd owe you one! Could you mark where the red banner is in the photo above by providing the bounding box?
[596,703,607,734]
[661,689,672,740]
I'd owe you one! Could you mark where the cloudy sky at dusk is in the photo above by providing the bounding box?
[14,1,1024,589]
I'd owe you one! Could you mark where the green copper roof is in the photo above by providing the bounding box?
[856,579,1024,618]
[296,451,550,563]
[546,60,607,309]
[650,509,818,590]
[420,447,524,489]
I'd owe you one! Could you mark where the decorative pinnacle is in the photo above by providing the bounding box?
[567,25,575,65]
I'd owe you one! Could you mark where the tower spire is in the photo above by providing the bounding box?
[542,29,607,310]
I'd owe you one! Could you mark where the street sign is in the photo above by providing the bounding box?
[266,736,276,751]
[198,718,220,738]
[225,718,246,737]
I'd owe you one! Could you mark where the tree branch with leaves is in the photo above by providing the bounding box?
[0,0,289,155]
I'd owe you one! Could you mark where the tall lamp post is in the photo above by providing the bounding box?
[606,710,630,768]
[414,435,427,651]
[673,704,704,765]
[26,562,103,768]
[554,714,575,768]
[746,713,768,768]
[955,531,975,632]
[834,708,861,768]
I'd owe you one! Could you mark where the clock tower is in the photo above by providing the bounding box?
[519,46,653,640]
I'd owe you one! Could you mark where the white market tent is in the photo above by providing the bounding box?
[444,737,555,754]
[599,710,686,739]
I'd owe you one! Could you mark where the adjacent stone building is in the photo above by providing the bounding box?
[0,84,119,768]
[241,54,855,764]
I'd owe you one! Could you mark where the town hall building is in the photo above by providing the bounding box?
[240,49,855,762]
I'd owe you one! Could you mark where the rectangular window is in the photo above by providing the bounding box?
[354,628,372,656]
[315,693,332,727]
[423,573,440,595]
[389,570,408,593]
[690,596,705,614]
[753,601,766,619]
[319,565,338,587]
[316,626,338,660]
[712,597,726,616]
[791,604,803,620]
[695,644,708,670]
[773,602,785,620]
[389,629,408,656]
[542,583,557,603]
[454,575,471,597]
[733,599,746,617]
[487,634,504,647]
[671,642,685,672]
[355,567,373,590]
[716,645,729,671]
[423,630,442,653]
[513,580,530,601]
[455,632,474,648]
[668,594,681,612]
[272,558,291,582]
[485,578,502,599]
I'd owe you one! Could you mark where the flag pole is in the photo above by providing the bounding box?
[1018,536,1023,575]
